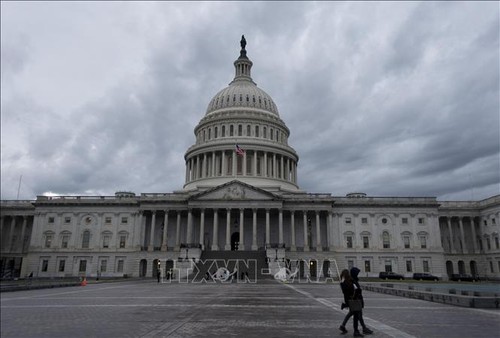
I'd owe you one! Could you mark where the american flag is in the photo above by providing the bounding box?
[235,144,245,156]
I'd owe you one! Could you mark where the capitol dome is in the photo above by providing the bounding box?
[183,36,300,193]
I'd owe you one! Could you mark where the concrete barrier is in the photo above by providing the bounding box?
[364,284,500,308]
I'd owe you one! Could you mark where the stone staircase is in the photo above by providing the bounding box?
[192,250,270,282]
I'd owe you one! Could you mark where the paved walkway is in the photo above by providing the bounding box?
[1,279,499,337]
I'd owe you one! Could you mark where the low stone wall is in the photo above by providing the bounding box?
[364,284,500,309]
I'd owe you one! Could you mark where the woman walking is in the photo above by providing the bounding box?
[339,269,364,337]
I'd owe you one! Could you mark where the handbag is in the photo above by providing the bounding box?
[348,299,363,311]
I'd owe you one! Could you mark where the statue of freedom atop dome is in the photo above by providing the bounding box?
[240,35,246,50]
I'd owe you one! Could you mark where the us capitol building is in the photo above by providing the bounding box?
[1,37,499,281]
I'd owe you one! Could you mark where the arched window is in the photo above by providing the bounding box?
[214,127,218,138]
[230,125,234,136]
[246,125,251,136]
[255,126,259,137]
[270,128,273,140]
[222,125,226,137]
[263,127,267,138]
[238,125,242,136]
[82,230,90,249]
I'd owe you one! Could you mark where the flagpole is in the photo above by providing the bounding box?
[16,174,23,200]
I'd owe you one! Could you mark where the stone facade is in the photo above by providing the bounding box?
[1,39,499,281]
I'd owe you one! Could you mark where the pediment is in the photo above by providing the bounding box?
[189,181,279,201]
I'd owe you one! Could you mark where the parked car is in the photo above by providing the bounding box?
[413,273,439,281]
[379,271,405,280]
[450,274,479,282]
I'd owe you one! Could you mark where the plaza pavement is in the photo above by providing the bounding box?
[1,279,499,338]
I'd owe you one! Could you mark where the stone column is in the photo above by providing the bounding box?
[253,151,257,177]
[328,212,335,251]
[20,216,27,252]
[0,216,5,249]
[264,152,268,177]
[459,217,466,253]
[149,211,156,251]
[212,152,216,177]
[199,209,205,249]
[278,209,283,245]
[212,209,219,250]
[290,211,296,251]
[186,209,193,245]
[470,216,477,253]
[303,211,309,252]
[225,209,231,250]
[265,209,270,246]
[161,211,169,251]
[8,217,17,251]
[243,151,247,176]
[280,156,284,179]
[232,151,237,176]
[316,211,322,251]
[252,209,258,250]
[273,153,277,178]
[447,217,454,253]
[203,154,207,178]
[175,211,181,250]
[222,151,226,176]
[239,208,245,250]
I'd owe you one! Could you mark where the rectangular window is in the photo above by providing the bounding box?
[346,236,353,248]
[361,218,368,224]
[100,260,107,273]
[48,217,55,224]
[345,217,352,225]
[487,238,491,250]
[119,235,126,248]
[103,235,110,248]
[82,232,90,249]
[117,260,124,273]
[347,260,354,270]
[423,260,429,273]
[402,218,408,224]
[406,260,412,272]
[418,218,425,225]
[105,217,112,224]
[495,237,499,249]
[45,235,52,248]
[364,260,371,273]
[64,217,71,224]
[58,260,65,272]
[489,261,494,273]
[404,236,410,249]
[121,217,128,224]
[420,236,427,249]
[363,236,369,249]
[41,260,49,272]
[79,260,87,273]
[484,220,487,226]
[492,218,496,225]
[61,235,69,248]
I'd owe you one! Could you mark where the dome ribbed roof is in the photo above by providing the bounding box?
[205,37,279,116]
[205,82,279,116]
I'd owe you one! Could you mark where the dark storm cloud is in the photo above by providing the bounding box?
[1,2,498,201]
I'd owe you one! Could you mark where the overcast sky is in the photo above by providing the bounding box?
[1,2,499,201]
